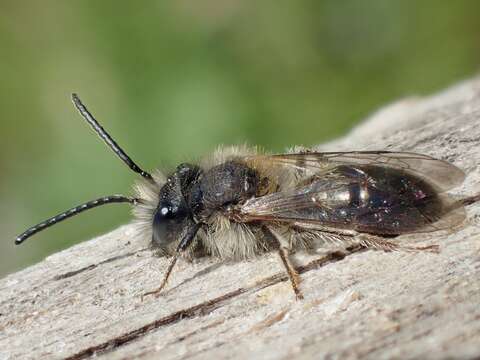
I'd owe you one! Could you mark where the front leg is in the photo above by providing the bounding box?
[143,222,202,299]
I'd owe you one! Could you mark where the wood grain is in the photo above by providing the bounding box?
[1,78,480,360]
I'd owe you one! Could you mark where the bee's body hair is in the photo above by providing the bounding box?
[131,145,334,260]
[16,94,477,300]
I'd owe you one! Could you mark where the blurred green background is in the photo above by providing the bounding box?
[1,1,479,277]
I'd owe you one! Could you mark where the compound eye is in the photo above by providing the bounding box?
[159,206,173,218]
[152,203,186,248]
[153,206,172,246]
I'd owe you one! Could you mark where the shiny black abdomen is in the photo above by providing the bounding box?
[301,165,445,235]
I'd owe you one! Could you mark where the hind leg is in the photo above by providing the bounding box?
[356,234,439,253]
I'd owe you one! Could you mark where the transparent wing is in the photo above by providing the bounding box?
[245,151,465,191]
[237,171,466,235]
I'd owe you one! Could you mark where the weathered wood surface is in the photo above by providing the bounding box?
[1,78,480,360]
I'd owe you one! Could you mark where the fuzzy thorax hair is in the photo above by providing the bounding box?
[130,145,275,259]
[130,144,426,260]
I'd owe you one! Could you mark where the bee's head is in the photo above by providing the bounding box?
[152,163,202,249]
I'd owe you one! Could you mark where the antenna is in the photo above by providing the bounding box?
[15,195,137,245]
[71,93,153,182]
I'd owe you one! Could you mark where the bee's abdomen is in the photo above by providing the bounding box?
[307,165,445,235]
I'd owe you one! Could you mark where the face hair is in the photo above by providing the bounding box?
[71,93,154,182]
[15,195,138,245]
[16,93,152,245]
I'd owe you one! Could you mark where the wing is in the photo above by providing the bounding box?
[245,151,465,191]
[237,168,466,235]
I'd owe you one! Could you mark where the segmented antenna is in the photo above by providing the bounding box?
[71,93,154,182]
[15,195,137,245]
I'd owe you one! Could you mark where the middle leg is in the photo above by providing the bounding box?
[265,226,304,300]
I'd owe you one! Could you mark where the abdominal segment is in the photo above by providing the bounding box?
[242,164,449,235]
[301,165,447,234]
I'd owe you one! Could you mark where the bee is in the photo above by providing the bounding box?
[16,94,479,300]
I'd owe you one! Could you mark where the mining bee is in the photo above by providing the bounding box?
[16,94,479,300]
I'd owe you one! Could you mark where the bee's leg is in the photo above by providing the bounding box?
[142,256,178,300]
[142,223,202,299]
[278,247,304,300]
[266,226,304,300]
[357,234,439,253]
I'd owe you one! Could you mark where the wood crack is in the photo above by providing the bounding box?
[53,248,150,281]
[63,246,362,360]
